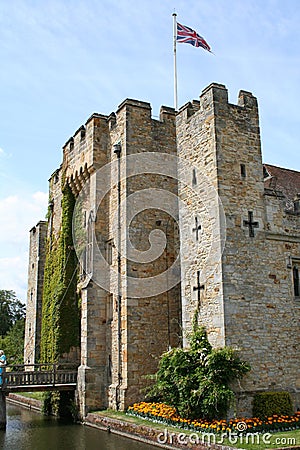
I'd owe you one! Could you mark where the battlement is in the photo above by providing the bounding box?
[117,98,151,113]
[58,96,177,195]
[116,98,176,125]
[201,82,228,100]
[178,82,258,122]
[63,113,108,154]
[159,105,176,121]
[61,112,109,194]
[29,220,47,234]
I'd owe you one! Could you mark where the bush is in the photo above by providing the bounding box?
[253,391,294,418]
[146,326,250,420]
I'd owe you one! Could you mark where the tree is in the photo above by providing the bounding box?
[0,290,25,336]
[146,326,251,420]
[0,319,25,365]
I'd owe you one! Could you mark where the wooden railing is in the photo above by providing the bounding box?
[0,363,78,391]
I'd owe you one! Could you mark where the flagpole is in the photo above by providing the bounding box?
[172,12,178,111]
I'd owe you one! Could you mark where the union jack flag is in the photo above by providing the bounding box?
[177,22,211,52]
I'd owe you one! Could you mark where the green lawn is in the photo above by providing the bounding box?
[16,392,44,401]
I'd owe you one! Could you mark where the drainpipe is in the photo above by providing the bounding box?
[113,143,122,410]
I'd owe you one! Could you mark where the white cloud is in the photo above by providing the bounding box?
[0,191,48,303]
[0,192,48,245]
[0,146,12,159]
[0,255,28,303]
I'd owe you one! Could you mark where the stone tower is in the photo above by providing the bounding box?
[24,220,47,364]
[177,83,300,414]
[60,100,181,417]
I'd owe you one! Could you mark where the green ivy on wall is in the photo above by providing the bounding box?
[40,179,80,416]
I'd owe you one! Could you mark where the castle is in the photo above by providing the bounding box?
[24,83,300,418]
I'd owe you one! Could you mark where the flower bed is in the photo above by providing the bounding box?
[127,402,300,434]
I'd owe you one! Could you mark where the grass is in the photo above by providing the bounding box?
[94,410,300,449]
[16,392,44,401]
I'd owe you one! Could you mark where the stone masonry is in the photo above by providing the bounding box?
[24,82,300,417]
[177,83,300,415]
[24,221,47,365]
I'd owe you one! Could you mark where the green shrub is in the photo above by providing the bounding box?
[146,326,251,420]
[253,391,293,418]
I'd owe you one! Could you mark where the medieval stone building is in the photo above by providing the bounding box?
[24,83,300,418]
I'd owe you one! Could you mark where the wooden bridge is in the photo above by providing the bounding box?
[0,363,78,428]
[0,363,78,392]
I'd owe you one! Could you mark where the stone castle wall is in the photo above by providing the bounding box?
[25,82,300,418]
[24,221,47,364]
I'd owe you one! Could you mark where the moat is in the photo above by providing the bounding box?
[0,403,157,450]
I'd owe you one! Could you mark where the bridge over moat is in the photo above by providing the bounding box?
[0,363,78,429]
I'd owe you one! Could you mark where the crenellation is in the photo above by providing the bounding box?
[74,124,86,139]
[85,112,108,125]
[117,98,151,114]
[238,89,258,109]
[201,82,228,99]
[107,112,116,129]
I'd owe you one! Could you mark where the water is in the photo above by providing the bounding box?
[0,403,158,450]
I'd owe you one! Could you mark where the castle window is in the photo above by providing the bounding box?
[293,263,300,297]
[294,194,300,214]
[106,239,114,265]
[106,294,113,323]
[192,168,197,185]
[240,164,246,178]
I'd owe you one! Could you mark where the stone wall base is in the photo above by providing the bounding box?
[84,412,239,450]
[108,383,128,411]
[77,365,107,419]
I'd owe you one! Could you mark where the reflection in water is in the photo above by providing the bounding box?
[0,404,157,450]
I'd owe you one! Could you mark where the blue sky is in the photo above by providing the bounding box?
[0,0,299,302]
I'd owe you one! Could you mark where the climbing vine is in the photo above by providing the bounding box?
[40,179,80,416]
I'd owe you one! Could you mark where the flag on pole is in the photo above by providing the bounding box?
[177,22,211,52]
